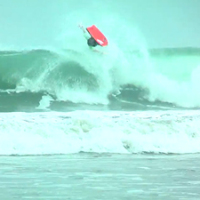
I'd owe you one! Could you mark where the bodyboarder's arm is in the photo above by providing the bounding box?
[78,24,89,40]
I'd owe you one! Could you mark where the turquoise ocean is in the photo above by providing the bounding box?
[0,1,200,199]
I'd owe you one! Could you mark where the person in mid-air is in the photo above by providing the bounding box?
[78,24,104,54]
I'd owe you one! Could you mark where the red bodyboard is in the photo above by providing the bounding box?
[86,25,108,46]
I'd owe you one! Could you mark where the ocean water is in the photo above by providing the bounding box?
[1,1,200,199]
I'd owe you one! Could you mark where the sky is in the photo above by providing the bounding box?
[0,0,199,49]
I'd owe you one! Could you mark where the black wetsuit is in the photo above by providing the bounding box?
[87,37,98,47]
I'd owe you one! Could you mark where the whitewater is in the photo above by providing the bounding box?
[1,110,200,155]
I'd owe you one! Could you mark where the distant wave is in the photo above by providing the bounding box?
[149,47,200,56]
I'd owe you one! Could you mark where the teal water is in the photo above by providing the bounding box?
[1,154,200,200]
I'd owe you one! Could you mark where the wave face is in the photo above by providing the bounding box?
[0,48,200,111]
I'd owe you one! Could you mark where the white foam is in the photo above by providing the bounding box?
[0,110,200,155]
[36,95,54,110]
